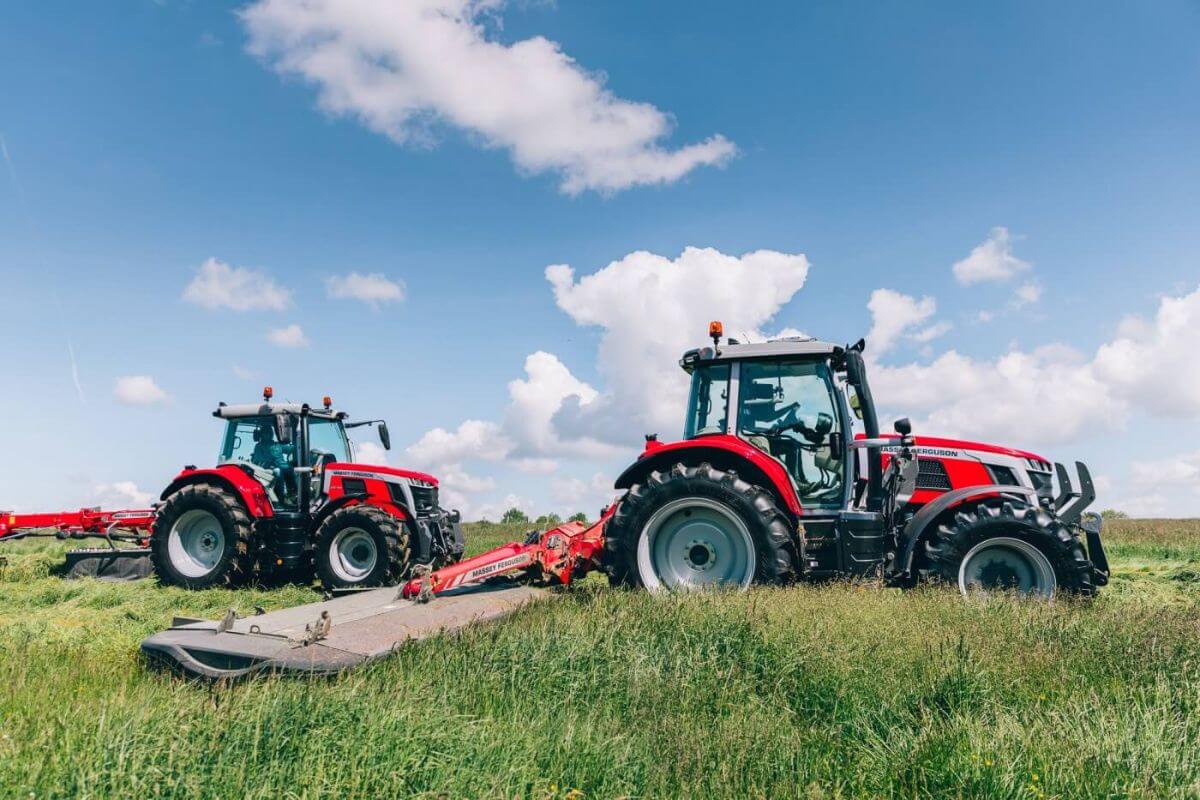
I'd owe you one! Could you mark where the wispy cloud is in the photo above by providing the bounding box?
[66,339,85,404]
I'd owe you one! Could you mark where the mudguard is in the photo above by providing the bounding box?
[159,466,275,518]
[891,484,1040,581]
[614,436,802,515]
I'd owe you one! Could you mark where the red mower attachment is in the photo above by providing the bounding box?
[0,507,155,543]
[1,507,157,581]
[399,512,612,600]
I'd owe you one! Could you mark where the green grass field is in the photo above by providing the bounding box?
[2,519,1200,799]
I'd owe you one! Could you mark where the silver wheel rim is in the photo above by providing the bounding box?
[330,527,378,583]
[636,497,756,592]
[167,509,226,578]
[958,536,1056,598]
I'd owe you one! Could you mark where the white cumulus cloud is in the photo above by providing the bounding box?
[406,419,514,466]
[240,0,735,194]
[267,324,310,348]
[113,375,168,406]
[866,288,946,356]
[93,481,154,508]
[546,247,810,441]
[871,284,1200,449]
[1092,285,1200,417]
[183,257,291,311]
[952,227,1031,285]
[1013,280,1043,307]
[354,440,390,465]
[326,272,406,308]
[1131,450,1200,491]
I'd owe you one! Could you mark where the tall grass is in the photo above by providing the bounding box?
[1,520,1198,798]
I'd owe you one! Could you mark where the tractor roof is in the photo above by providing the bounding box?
[680,337,840,372]
[213,402,344,420]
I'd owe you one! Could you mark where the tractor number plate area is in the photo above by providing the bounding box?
[140,584,550,680]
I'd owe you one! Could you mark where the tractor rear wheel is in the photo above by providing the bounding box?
[151,484,255,589]
[314,505,410,590]
[923,500,1096,598]
[604,462,795,591]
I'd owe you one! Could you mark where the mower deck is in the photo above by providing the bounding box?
[140,583,550,680]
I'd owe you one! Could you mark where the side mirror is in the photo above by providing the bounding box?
[273,415,293,444]
[378,422,392,451]
[893,417,912,436]
[815,412,833,436]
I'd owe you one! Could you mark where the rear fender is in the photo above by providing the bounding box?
[614,437,801,516]
[159,467,275,518]
[893,484,1040,581]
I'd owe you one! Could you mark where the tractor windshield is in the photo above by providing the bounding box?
[736,359,844,508]
[308,418,351,464]
[685,363,731,438]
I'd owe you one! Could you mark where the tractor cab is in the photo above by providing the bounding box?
[680,334,854,511]
[213,388,389,509]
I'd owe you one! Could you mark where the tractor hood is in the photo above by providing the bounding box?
[865,433,1052,469]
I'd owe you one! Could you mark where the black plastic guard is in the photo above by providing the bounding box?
[63,548,153,581]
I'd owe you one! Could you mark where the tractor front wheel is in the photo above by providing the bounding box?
[151,484,255,589]
[604,462,795,591]
[923,501,1096,598]
[314,505,410,590]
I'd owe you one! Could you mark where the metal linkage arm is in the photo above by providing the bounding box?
[398,511,613,600]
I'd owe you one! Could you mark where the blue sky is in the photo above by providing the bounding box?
[2,0,1198,517]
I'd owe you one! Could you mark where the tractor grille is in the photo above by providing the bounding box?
[409,484,439,517]
[916,458,953,492]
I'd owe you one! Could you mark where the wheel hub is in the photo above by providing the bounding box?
[958,536,1056,598]
[330,527,379,583]
[167,509,226,578]
[636,498,757,591]
[684,540,716,571]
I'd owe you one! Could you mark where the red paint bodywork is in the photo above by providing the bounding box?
[619,434,805,515]
[160,465,276,518]
[326,462,439,486]
[322,462,423,521]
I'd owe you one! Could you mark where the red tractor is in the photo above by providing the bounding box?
[401,324,1108,600]
[150,389,464,590]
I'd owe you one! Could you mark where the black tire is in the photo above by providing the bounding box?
[150,484,255,589]
[922,500,1096,597]
[604,462,796,590]
[314,505,410,590]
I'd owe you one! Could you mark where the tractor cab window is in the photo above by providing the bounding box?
[685,363,731,438]
[219,415,299,507]
[219,416,297,472]
[737,360,844,508]
[308,418,351,466]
